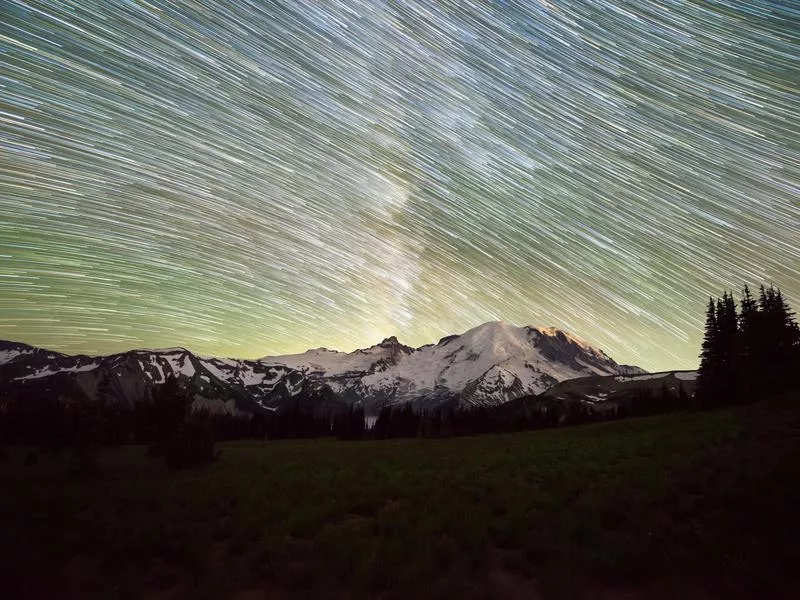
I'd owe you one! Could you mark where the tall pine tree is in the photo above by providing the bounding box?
[696,297,720,406]
[737,284,760,399]
[758,285,800,393]
[698,292,739,407]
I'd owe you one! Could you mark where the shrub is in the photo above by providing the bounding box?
[164,418,220,469]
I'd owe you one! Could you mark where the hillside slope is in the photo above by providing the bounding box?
[540,369,698,407]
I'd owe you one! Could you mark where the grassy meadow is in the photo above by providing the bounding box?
[2,395,799,599]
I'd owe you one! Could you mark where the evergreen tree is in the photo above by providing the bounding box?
[697,291,739,407]
[372,405,391,439]
[698,284,799,408]
[334,405,366,440]
[698,298,718,373]
[697,297,721,407]
[737,284,761,400]
[148,375,190,455]
[758,285,800,393]
[350,405,366,440]
[677,384,690,410]
[717,292,739,404]
[739,286,759,348]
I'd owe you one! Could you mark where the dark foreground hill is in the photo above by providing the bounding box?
[2,394,799,600]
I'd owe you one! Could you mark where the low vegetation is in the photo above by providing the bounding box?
[2,394,799,599]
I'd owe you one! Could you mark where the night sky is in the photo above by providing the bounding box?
[1,1,798,372]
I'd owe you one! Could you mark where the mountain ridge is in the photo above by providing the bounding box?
[0,322,645,416]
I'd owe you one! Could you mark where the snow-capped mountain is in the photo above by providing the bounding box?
[1,322,644,418]
[0,341,342,417]
[262,322,645,413]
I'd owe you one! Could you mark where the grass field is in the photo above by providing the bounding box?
[2,395,799,599]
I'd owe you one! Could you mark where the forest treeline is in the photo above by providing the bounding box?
[696,284,799,407]
[0,372,695,449]
[0,284,797,456]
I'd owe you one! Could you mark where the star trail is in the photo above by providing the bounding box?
[1,0,798,371]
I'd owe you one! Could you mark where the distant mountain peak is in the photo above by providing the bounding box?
[375,336,414,356]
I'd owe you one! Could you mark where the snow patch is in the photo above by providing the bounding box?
[615,373,668,382]
[0,349,30,365]
[200,358,234,382]
[675,371,698,381]
[15,363,99,380]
